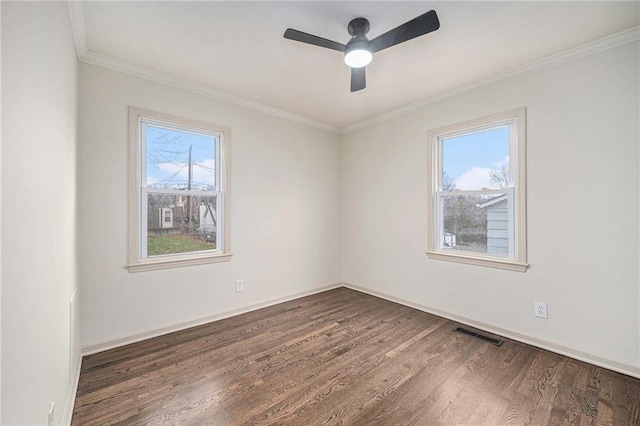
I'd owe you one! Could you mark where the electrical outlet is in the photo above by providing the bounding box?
[48,402,55,426]
[534,302,548,319]
[236,279,244,292]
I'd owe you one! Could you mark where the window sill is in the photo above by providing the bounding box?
[426,251,527,272]
[127,253,232,273]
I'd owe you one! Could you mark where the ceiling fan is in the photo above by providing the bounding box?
[283,10,440,92]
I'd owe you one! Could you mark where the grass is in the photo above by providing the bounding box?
[447,242,488,254]
[148,234,214,256]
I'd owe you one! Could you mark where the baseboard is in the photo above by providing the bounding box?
[343,282,640,379]
[80,282,342,356]
[78,280,639,380]
[61,351,82,425]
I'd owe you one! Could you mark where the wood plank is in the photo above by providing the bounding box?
[72,287,640,425]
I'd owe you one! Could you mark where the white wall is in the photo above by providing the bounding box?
[342,42,640,372]
[1,2,78,425]
[78,64,342,347]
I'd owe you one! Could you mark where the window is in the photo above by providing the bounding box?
[426,108,527,272]
[127,107,231,272]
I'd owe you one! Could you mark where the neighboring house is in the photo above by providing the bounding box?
[199,202,216,233]
[147,196,187,235]
[477,195,509,256]
[442,232,456,248]
[148,202,185,235]
[147,199,216,239]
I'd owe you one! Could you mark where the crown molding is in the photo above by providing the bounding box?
[67,0,638,136]
[67,2,338,133]
[67,0,87,57]
[77,51,341,134]
[341,25,640,134]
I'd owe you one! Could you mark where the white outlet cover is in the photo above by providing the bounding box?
[236,279,244,292]
[534,302,548,319]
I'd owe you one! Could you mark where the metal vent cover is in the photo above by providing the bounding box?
[453,326,504,346]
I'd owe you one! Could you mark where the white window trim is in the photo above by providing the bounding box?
[426,107,527,272]
[127,107,232,272]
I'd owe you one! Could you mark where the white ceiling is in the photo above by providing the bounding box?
[79,1,639,130]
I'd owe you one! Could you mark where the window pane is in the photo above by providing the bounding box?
[145,124,217,190]
[442,126,510,191]
[146,193,217,257]
[441,193,510,257]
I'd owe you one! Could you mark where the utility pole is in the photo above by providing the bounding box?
[187,144,192,191]
[186,145,192,234]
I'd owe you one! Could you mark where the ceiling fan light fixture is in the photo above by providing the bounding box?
[344,41,372,68]
[284,10,440,91]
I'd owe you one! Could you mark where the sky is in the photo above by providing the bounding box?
[145,125,216,190]
[143,122,506,192]
[442,125,509,190]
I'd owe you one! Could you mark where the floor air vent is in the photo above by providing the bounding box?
[453,327,504,346]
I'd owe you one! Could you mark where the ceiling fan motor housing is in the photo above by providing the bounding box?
[345,17,372,68]
[283,10,440,91]
[348,18,370,37]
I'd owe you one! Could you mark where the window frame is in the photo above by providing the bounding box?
[127,107,232,272]
[426,108,527,272]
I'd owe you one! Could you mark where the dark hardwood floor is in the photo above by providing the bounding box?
[72,288,640,425]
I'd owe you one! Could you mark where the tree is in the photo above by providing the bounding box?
[442,172,457,191]
[489,164,510,188]
[443,195,487,242]
[439,171,487,247]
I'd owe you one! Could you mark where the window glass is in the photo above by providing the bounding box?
[145,125,216,189]
[145,193,218,257]
[441,126,510,191]
[440,192,510,257]
[142,123,220,259]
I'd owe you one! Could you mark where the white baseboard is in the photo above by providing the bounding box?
[78,280,639,386]
[62,351,82,425]
[80,282,342,356]
[343,282,640,379]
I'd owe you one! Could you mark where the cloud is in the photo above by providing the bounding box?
[453,156,511,190]
[454,167,492,190]
[150,158,215,188]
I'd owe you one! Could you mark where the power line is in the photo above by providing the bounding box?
[150,163,187,187]
[194,163,215,172]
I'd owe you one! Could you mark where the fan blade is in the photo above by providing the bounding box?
[284,29,346,52]
[369,10,439,53]
[351,67,366,92]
